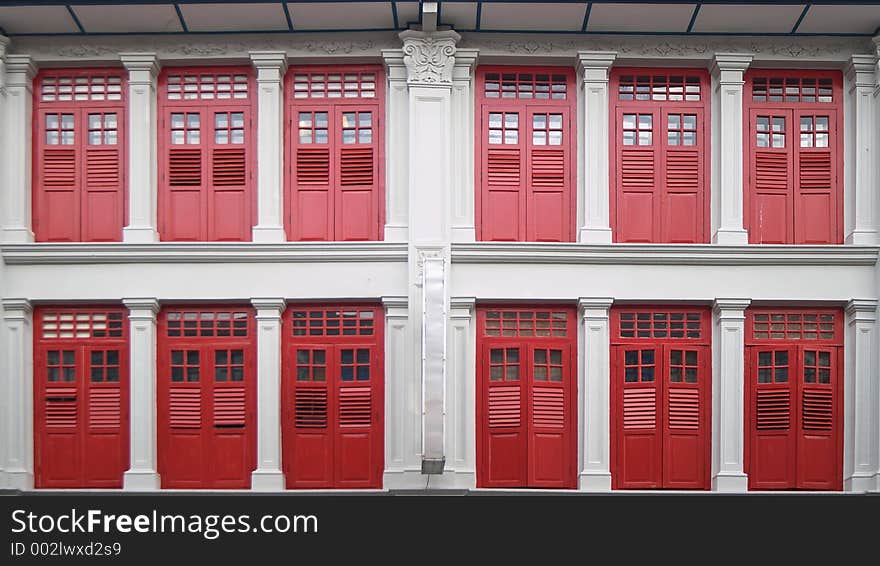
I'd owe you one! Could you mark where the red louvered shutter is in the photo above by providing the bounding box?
[616,347,661,487]
[797,347,838,489]
[159,69,255,242]
[794,111,838,244]
[289,346,333,487]
[287,68,384,241]
[611,71,709,243]
[748,110,793,243]
[663,346,709,488]
[528,345,569,486]
[34,307,129,489]
[527,109,571,242]
[34,71,126,242]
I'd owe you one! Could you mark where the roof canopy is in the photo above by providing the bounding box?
[0,1,878,37]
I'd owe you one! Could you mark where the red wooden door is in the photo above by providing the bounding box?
[287,67,384,241]
[159,69,255,242]
[33,70,126,242]
[283,306,384,489]
[610,70,709,243]
[477,307,577,488]
[611,307,711,490]
[744,71,842,244]
[34,307,129,488]
[476,68,576,242]
[746,308,842,490]
[157,307,256,489]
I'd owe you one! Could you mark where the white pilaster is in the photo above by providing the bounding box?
[381,49,409,242]
[577,52,616,244]
[250,52,288,243]
[0,35,8,488]
[2,55,36,243]
[122,298,160,490]
[844,299,878,492]
[711,54,752,245]
[712,298,750,491]
[120,54,160,243]
[578,298,613,491]
[450,49,478,243]
[250,298,286,490]
[844,55,878,245]
[3,299,34,490]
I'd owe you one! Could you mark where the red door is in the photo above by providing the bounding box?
[611,307,711,489]
[157,306,256,488]
[34,307,129,488]
[477,307,577,488]
[746,308,843,490]
[283,305,384,489]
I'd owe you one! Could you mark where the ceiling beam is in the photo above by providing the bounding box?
[791,4,811,34]
[65,4,85,33]
[391,1,399,29]
[174,3,189,32]
[581,2,592,33]
[476,0,483,31]
[282,1,293,31]
[687,2,702,33]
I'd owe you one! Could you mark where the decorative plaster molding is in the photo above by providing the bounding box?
[845,54,878,89]
[1,242,408,265]
[451,243,880,266]
[713,299,751,319]
[251,298,287,315]
[415,247,446,284]
[846,299,879,321]
[122,298,160,316]
[1,298,33,316]
[578,298,614,314]
[400,30,460,86]
[381,296,409,318]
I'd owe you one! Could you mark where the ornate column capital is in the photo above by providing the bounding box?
[399,29,461,87]
[249,51,288,80]
[846,54,878,89]
[577,51,617,83]
[119,53,160,84]
[711,53,753,84]
[4,54,37,88]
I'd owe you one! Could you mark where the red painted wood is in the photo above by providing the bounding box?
[745,307,843,490]
[282,305,384,489]
[610,307,711,490]
[286,66,385,241]
[33,306,129,488]
[476,67,576,242]
[157,306,256,489]
[158,68,256,242]
[476,306,577,488]
[610,69,710,243]
[744,70,843,244]
[33,70,127,242]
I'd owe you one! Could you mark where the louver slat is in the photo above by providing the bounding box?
[296,148,330,185]
[340,147,373,186]
[85,148,120,188]
[42,149,77,188]
[169,388,201,429]
[532,388,564,428]
[88,387,120,428]
[339,386,371,427]
[799,152,832,192]
[666,151,699,191]
[212,148,246,186]
[169,149,202,186]
[623,388,656,430]
[668,388,700,430]
[214,387,246,427]
[487,149,521,186]
[295,387,327,428]
[756,389,790,431]
[755,152,788,191]
[802,389,833,432]
[489,385,520,428]
[45,387,77,428]
[531,149,564,190]
[620,150,654,190]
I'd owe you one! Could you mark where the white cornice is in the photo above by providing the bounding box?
[1,242,408,265]
[451,243,880,266]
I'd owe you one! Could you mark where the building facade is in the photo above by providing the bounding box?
[1,0,879,492]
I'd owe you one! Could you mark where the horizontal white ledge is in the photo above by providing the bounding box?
[451,243,880,266]
[1,242,409,265]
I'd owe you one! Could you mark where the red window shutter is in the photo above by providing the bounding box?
[527,108,571,242]
[34,71,126,243]
[749,112,792,244]
[338,386,371,427]
[667,389,699,430]
[213,387,246,427]
[756,389,790,431]
[295,387,328,428]
[287,68,384,242]
[623,388,656,430]
[88,387,121,429]
[159,69,255,242]
[611,71,709,243]
[45,387,78,428]
[795,112,837,244]
[488,384,521,428]
[169,388,202,429]
[484,145,524,241]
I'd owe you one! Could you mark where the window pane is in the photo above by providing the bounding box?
[804,367,816,383]
[667,114,680,130]
[641,366,654,382]
[534,349,547,364]
[670,366,682,382]
[685,351,697,365]
[622,114,636,130]
[685,368,697,383]
[638,114,652,129]
[683,114,696,130]
[488,113,502,128]
[549,367,562,381]
[638,131,652,146]
[534,366,547,380]
[625,367,638,382]
[774,367,788,383]
[507,348,519,363]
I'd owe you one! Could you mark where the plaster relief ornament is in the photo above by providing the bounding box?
[400,30,460,86]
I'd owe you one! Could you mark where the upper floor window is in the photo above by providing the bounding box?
[476,67,576,242]
[158,68,255,242]
[33,70,127,242]
[287,67,384,241]
[745,70,842,244]
[610,69,710,243]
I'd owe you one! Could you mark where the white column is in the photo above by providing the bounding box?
[844,299,878,491]
[711,54,752,245]
[250,298,285,490]
[382,296,418,486]
[578,298,613,491]
[120,54,160,243]
[2,55,36,243]
[3,299,34,490]
[712,298,750,491]
[844,55,878,245]
[250,52,288,243]
[439,297,476,488]
[450,49,478,243]
[122,298,160,490]
[0,35,8,488]
[577,52,616,244]
[381,50,409,242]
